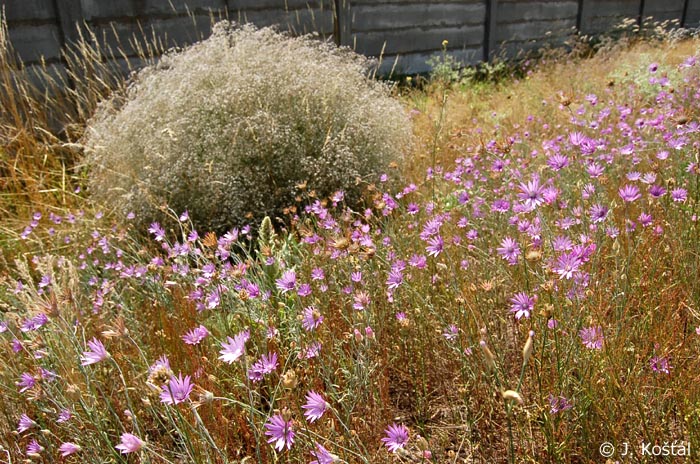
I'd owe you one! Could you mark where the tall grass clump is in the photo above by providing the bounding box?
[84,21,411,236]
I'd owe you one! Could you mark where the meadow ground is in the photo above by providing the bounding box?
[2,27,700,463]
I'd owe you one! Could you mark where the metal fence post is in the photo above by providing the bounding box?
[638,0,646,26]
[576,0,585,31]
[484,0,498,61]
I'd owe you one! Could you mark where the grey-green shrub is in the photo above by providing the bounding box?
[84,22,411,235]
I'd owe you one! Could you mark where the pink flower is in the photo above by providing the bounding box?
[59,442,81,456]
[218,330,250,363]
[302,391,328,423]
[160,373,194,405]
[382,423,409,453]
[182,325,209,345]
[115,433,144,454]
[80,338,109,366]
[265,414,294,451]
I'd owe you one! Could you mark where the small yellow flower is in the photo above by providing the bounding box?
[442,40,449,47]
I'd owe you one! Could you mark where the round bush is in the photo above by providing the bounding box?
[84,22,411,235]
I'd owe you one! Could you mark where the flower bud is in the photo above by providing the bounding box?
[502,390,523,405]
[480,340,496,372]
[522,330,535,367]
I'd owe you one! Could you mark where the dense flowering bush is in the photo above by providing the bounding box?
[85,22,410,235]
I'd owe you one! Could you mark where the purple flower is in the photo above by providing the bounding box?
[80,338,109,366]
[548,394,573,414]
[17,372,36,393]
[248,352,278,382]
[218,330,250,363]
[311,268,325,280]
[182,325,209,345]
[618,185,641,202]
[18,414,36,433]
[299,342,322,359]
[149,355,171,373]
[276,270,297,293]
[579,326,604,350]
[310,443,338,464]
[547,153,569,171]
[382,423,409,453]
[353,291,371,310]
[671,188,688,202]
[443,324,458,341]
[425,235,444,257]
[265,413,295,451]
[297,283,312,297]
[497,237,521,265]
[518,177,546,209]
[409,254,427,269]
[553,252,582,280]
[57,409,72,423]
[649,184,666,198]
[302,306,324,331]
[302,391,328,423]
[589,204,609,223]
[650,355,671,374]
[160,373,194,405]
[26,439,43,456]
[21,313,48,332]
[59,442,81,457]
[115,433,144,454]
[386,268,404,289]
[510,293,535,320]
[148,222,166,241]
[38,274,51,288]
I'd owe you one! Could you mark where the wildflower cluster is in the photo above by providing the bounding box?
[2,41,700,463]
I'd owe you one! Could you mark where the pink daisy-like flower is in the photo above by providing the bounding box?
[218,330,250,363]
[115,433,144,454]
[510,292,535,320]
[310,443,338,463]
[248,352,278,382]
[265,413,295,451]
[182,325,209,345]
[618,184,641,203]
[59,442,81,457]
[17,413,36,433]
[302,306,324,331]
[17,372,36,393]
[579,326,604,350]
[650,355,671,374]
[302,391,328,423]
[26,439,43,456]
[80,338,109,366]
[382,423,409,453]
[160,373,194,405]
[497,237,521,265]
[275,270,297,293]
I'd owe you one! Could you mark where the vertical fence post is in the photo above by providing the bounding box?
[334,0,352,47]
[53,0,82,48]
[681,0,690,26]
[638,0,646,26]
[576,0,585,32]
[484,0,498,61]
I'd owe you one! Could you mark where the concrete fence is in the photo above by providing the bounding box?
[3,0,700,77]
